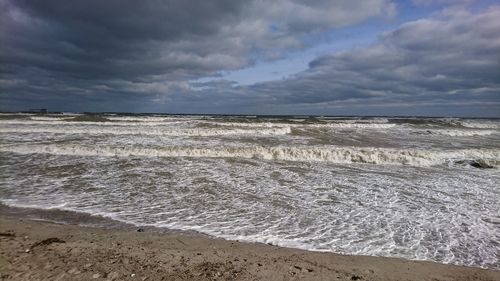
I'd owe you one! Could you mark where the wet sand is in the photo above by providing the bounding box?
[1,214,499,281]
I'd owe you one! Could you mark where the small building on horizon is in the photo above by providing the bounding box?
[27,108,48,114]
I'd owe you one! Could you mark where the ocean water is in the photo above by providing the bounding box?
[0,113,499,269]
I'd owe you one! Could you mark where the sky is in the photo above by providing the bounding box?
[1,0,499,116]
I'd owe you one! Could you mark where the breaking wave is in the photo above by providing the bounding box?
[322,123,396,129]
[0,126,291,137]
[203,121,396,129]
[29,116,72,121]
[1,144,498,168]
[0,119,197,127]
[105,116,199,122]
[424,129,496,137]
[460,120,500,129]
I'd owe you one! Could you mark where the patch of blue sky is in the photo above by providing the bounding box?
[212,22,395,86]
[192,0,477,87]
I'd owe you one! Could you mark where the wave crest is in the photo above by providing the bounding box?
[1,144,498,168]
[0,124,291,136]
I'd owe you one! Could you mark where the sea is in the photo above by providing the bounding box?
[0,113,499,269]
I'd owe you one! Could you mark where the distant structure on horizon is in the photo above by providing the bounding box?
[26,108,48,114]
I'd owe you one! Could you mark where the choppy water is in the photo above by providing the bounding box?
[1,113,499,269]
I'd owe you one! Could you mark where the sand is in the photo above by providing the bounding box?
[1,214,499,281]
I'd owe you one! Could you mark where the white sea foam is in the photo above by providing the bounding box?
[426,129,496,137]
[1,118,396,130]
[1,199,68,210]
[0,119,197,127]
[2,115,500,269]
[460,120,500,129]
[321,123,396,129]
[2,155,499,268]
[29,116,71,121]
[200,121,396,129]
[1,143,498,167]
[105,116,198,122]
[317,117,389,122]
[0,126,291,136]
[199,121,290,128]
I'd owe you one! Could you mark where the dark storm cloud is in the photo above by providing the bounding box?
[1,0,498,116]
[0,0,250,82]
[0,0,393,95]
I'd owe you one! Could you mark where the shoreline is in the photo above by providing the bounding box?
[1,210,499,281]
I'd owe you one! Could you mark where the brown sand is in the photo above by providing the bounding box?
[0,216,499,281]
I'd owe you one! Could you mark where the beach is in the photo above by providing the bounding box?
[1,213,500,281]
[1,114,500,278]
[3,1,500,279]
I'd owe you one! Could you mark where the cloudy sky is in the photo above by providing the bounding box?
[1,0,499,116]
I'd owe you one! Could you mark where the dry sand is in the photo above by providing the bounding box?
[1,216,499,281]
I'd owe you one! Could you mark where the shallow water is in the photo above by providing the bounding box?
[1,114,499,269]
